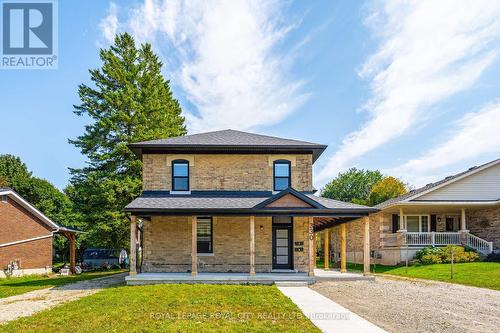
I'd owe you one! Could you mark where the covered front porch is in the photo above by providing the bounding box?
[385,204,493,254]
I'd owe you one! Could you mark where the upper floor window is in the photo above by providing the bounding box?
[273,160,291,191]
[172,159,189,191]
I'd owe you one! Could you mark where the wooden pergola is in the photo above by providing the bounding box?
[55,227,81,274]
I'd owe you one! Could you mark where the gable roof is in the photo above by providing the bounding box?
[128,129,328,162]
[376,157,500,209]
[0,188,81,233]
[254,188,325,209]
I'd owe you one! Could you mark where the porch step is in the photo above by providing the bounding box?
[274,281,310,287]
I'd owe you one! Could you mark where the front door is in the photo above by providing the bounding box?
[272,218,293,269]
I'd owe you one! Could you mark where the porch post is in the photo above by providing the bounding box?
[363,217,370,275]
[249,215,255,275]
[461,208,467,231]
[399,208,405,230]
[129,215,137,275]
[340,223,347,273]
[308,216,315,277]
[191,216,197,276]
[69,233,76,274]
[324,229,329,270]
[313,233,317,268]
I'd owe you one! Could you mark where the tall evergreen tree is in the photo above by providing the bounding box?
[69,33,186,249]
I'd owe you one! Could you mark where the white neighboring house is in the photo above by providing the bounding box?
[327,158,499,266]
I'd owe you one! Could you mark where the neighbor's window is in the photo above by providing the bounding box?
[405,215,430,232]
[172,159,189,191]
[273,160,291,191]
[197,217,213,254]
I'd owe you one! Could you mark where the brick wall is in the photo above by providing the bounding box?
[141,215,310,273]
[142,154,313,192]
[0,197,53,269]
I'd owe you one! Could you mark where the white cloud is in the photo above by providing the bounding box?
[392,100,500,186]
[316,0,500,184]
[99,2,119,44]
[104,0,307,133]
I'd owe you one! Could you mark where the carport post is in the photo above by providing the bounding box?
[363,217,370,275]
[308,216,315,277]
[340,223,347,273]
[191,216,198,276]
[69,233,76,274]
[324,229,329,270]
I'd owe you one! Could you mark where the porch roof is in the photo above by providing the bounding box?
[125,189,376,221]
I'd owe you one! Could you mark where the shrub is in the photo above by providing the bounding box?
[415,245,479,264]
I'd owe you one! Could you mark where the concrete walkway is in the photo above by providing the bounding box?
[0,272,127,324]
[278,286,386,333]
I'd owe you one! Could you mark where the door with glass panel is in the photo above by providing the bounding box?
[272,217,293,269]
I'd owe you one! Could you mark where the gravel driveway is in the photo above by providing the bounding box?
[311,276,500,333]
[0,272,127,324]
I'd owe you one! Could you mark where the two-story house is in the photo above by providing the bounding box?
[124,129,375,284]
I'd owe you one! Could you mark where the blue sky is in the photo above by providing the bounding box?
[1,0,500,191]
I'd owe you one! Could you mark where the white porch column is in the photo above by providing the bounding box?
[249,215,256,275]
[461,208,468,231]
[191,216,197,276]
[308,216,315,277]
[399,207,405,231]
[363,217,370,275]
[340,223,347,273]
[129,215,137,275]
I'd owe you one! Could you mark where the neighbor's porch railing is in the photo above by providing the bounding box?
[405,232,461,247]
[404,231,493,254]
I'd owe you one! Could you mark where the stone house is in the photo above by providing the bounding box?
[125,130,375,284]
[326,158,499,266]
[0,188,79,277]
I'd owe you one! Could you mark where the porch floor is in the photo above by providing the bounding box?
[125,269,372,285]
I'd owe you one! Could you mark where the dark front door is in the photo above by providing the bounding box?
[272,221,293,269]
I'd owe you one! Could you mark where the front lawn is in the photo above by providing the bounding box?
[0,269,125,298]
[2,284,319,333]
[316,258,500,290]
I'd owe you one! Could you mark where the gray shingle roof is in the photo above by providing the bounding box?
[132,129,324,147]
[125,190,374,212]
[375,157,500,209]
[128,129,328,162]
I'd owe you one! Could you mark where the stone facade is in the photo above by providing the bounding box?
[141,216,310,273]
[142,153,313,192]
[468,207,500,250]
[0,197,53,270]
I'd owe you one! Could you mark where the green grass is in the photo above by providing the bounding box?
[0,269,125,298]
[2,284,320,333]
[316,258,500,290]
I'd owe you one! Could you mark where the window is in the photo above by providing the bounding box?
[197,217,213,254]
[172,160,189,191]
[273,160,291,191]
[404,215,430,232]
[0,195,7,203]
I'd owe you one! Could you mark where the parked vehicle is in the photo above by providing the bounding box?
[82,248,127,269]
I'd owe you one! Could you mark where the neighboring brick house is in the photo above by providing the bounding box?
[0,188,78,277]
[125,130,375,284]
[326,158,499,266]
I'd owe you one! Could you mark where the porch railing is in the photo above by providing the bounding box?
[465,233,493,255]
[405,232,460,246]
[404,232,493,254]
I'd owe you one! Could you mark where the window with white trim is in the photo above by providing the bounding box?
[405,215,430,232]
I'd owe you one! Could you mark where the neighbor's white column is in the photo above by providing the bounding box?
[461,208,468,231]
